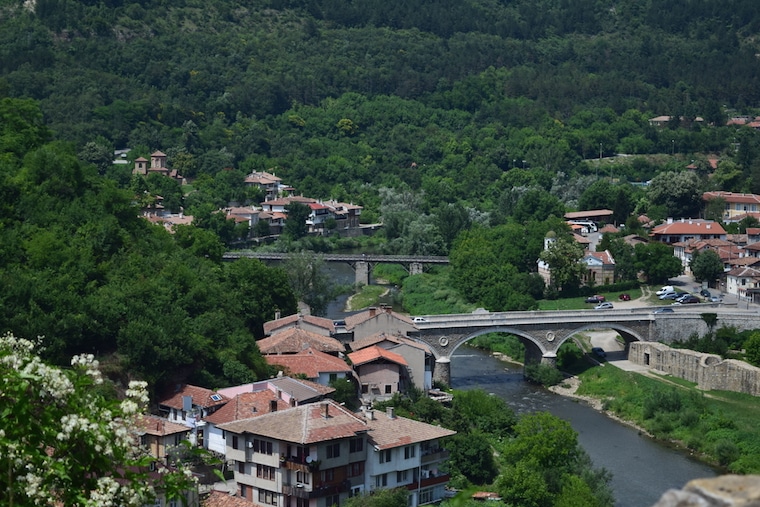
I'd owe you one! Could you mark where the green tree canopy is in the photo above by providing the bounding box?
[634,242,683,284]
[690,249,724,285]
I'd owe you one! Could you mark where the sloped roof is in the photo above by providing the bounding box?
[351,332,430,354]
[584,250,615,265]
[263,313,335,336]
[257,327,344,354]
[703,191,760,205]
[343,307,415,331]
[727,266,760,278]
[269,376,336,400]
[202,490,253,507]
[218,400,367,444]
[136,415,190,437]
[204,391,291,426]
[651,219,726,235]
[564,209,613,219]
[348,345,408,367]
[362,409,455,450]
[599,224,619,234]
[265,348,352,379]
[158,385,229,411]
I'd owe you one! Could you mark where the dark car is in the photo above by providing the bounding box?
[674,294,700,304]
[653,307,674,314]
[700,289,712,298]
[591,347,607,358]
[585,295,605,303]
[618,293,631,301]
[661,292,687,300]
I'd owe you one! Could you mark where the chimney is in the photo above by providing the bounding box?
[290,397,296,407]
[276,389,282,399]
[270,400,278,412]
[386,407,395,419]
[321,402,329,419]
[275,310,281,320]
[369,307,377,317]
[366,409,374,420]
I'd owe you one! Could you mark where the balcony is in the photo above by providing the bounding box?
[280,456,311,473]
[283,481,349,499]
[421,449,449,464]
[405,474,451,491]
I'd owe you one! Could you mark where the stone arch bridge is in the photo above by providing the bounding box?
[223,252,448,285]
[407,307,760,386]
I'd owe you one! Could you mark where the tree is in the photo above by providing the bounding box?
[539,236,586,294]
[634,242,683,284]
[343,487,408,507]
[690,249,724,285]
[284,201,310,240]
[647,171,702,218]
[0,333,195,506]
[743,331,760,367]
[283,251,336,316]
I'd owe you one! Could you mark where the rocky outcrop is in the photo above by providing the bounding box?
[652,475,760,506]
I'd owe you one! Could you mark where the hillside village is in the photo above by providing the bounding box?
[135,305,449,507]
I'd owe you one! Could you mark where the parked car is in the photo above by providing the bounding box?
[659,291,684,300]
[653,307,674,314]
[591,347,607,358]
[618,293,631,301]
[585,295,605,303]
[709,295,723,303]
[700,288,712,298]
[674,295,700,304]
[594,302,614,310]
[656,286,675,296]
[412,317,428,323]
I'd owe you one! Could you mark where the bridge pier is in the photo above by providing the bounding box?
[409,262,423,276]
[541,352,557,368]
[433,356,451,388]
[355,261,370,286]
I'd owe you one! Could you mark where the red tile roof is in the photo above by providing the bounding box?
[343,307,414,331]
[564,209,613,219]
[263,314,335,336]
[348,345,408,367]
[703,191,760,205]
[218,400,367,444]
[202,490,252,507]
[158,385,229,411]
[257,327,344,354]
[362,408,455,450]
[265,348,352,379]
[136,415,190,436]
[351,332,431,354]
[651,219,725,236]
[204,391,291,426]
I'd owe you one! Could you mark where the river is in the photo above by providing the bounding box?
[450,347,718,507]
[322,261,718,506]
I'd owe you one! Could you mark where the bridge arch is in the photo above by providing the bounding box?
[553,323,645,352]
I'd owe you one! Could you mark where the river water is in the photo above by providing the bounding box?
[450,348,718,507]
[322,262,717,506]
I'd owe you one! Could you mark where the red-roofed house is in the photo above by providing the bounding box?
[581,250,616,286]
[650,219,726,244]
[265,348,352,385]
[263,314,335,337]
[135,415,191,460]
[158,385,229,445]
[344,306,417,341]
[257,327,345,356]
[703,191,760,222]
[245,171,283,201]
[348,345,409,402]
[350,333,433,392]
[726,266,760,302]
[202,489,253,507]
[672,239,737,271]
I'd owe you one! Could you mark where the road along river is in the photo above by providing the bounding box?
[450,346,718,507]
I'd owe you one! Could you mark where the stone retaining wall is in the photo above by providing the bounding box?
[629,342,760,396]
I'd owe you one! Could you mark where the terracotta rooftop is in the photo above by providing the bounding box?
[218,400,367,444]
[362,408,455,450]
[351,332,430,354]
[257,327,344,355]
[348,345,408,367]
[651,219,726,235]
[727,266,760,278]
[135,415,190,437]
[204,391,291,426]
[263,313,335,336]
[158,385,229,411]
[703,191,760,204]
[202,490,252,507]
[564,209,613,219]
[217,376,335,401]
[584,250,615,265]
[343,306,414,331]
[599,224,619,234]
[265,348,352,379]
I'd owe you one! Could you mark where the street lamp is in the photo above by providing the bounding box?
[671,139,675,155]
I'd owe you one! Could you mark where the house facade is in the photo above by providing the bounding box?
[158,385,229,447]
[264,348,353,386]
[218,401,455,507]
[649,219,726,244]
[348,346,409,403]
[581,250,616,286]
[350,333,433,393]
[703,191,760,221]
[726,266,760,302]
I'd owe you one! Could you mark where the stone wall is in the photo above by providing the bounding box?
[629,342,760,396]
[652,475,760,506]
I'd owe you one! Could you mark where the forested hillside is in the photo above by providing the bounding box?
[4,0,760,389]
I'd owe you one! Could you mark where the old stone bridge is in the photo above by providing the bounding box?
[406,307,760,385]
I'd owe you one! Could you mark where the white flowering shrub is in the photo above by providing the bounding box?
[0,333,196,506]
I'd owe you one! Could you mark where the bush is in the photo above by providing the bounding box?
[524,363,564,387]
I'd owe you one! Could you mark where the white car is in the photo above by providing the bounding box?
[594,302,614,310]
[655,286,675,296]
[412,317,428,323]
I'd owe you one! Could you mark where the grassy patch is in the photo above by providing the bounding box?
[538,288,643,310]
[346,284,388,311]
[576,365,760,472]
[401,267,475,315]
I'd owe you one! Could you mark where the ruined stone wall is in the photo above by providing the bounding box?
[652,475,760,506]
[629,342,760,396]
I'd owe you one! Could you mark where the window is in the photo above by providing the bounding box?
[258,489,277,506]
[238,461,245,474]
[296,498,308,507]
[349,438,363,453]
[361,384,368,394]
[240,485,248,499]
[384,384,392,394]
[169,501,177,507]
[379,449,392,464]
[296,471,310,484]
[419,488,434,505]
[232,435,239,450]
[329,373,337,382]
[348,462,362,477]
[257,464,276,480]
[321,469,335,482]
[326,443,340,459]
[375,473,387,488]
[396,470,408,483]
[326,494,339,507]
[174,433,183,446]
[350,487,362,498]
[404,445,415,459]
[210,393,223,401]
[180,410,186,421]
[254,439,274,455]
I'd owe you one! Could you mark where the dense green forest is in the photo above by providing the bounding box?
[4,0,760,389]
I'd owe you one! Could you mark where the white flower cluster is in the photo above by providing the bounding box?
[72,353,103,384]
